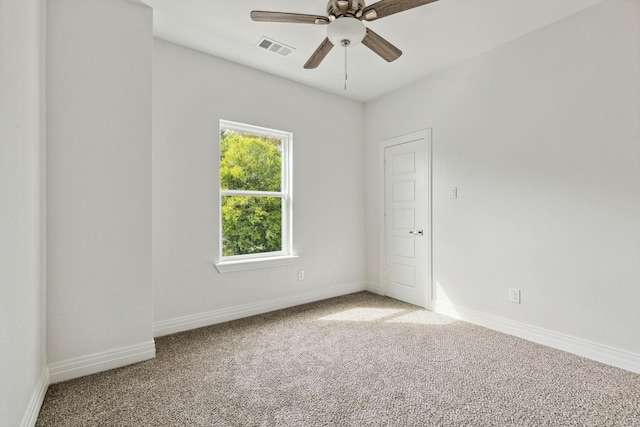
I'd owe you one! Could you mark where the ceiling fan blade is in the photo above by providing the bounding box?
[362,28,402,62]
[304,38,335,69]
[251,11,329,25]
[361,0,439,21]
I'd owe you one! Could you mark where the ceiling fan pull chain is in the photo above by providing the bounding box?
[344,44,348,91]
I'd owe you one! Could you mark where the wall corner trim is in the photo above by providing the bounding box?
[20,366,50,427]
[365,281,382,295]
[48,340,156,384]
[153,282,367,337]
[432,300,640,375]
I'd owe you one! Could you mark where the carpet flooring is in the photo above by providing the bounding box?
[36,292,640,426]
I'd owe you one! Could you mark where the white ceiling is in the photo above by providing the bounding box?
[145,0,605,102]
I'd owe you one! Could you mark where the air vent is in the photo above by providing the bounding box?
[256,37,295,57]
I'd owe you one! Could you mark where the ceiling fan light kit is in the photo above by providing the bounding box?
[327,17,366,47]
[251,0,440,79]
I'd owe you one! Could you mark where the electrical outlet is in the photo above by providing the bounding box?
[298,270,304,281]
[509,288,521,304]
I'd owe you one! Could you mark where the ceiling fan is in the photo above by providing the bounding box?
[250,0,440,69]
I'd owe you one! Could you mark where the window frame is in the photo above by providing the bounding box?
[216,120,294,271]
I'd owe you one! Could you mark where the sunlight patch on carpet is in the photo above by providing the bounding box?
[318,307,405,322]
[385,310,455,325]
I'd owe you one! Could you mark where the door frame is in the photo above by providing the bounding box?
[378,129,432,309]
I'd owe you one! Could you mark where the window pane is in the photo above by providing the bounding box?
[221,196,282,257]
[220,130,282,192]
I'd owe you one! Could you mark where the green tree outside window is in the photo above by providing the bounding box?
[220,129,285,257]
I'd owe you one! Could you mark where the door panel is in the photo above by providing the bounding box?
[392,236,414,258]
[392,263,415,288]
[392,209,415,229]
[392,181,415,201]
[392,152,415,174]
[384,138,427,307]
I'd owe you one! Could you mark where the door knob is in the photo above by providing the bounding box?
[409,229,424,236]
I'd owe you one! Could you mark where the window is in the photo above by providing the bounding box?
[217,120,293,269]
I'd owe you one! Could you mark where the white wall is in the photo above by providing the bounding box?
[365,0,639,357]
[46,0,154,381]
[153,39,366,331]
[0,0,47,424]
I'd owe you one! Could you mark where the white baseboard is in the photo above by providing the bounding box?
[365,281,382,295]
[20,366,50,427]
[153,282,367,337]
[48,340,156,384]
[433,300,640,375]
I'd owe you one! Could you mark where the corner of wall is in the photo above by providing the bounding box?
[20,366,50,427]
[48,340,156,385]
[365,281,382,295]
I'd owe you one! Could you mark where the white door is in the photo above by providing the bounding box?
[383,135,429,307]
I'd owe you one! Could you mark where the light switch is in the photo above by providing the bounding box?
[449,187,458,199]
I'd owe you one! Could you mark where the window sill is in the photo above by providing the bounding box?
[214,255,299,273]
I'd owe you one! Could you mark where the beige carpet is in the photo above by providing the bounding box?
[37,292,640,426]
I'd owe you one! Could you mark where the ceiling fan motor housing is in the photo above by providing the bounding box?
[327,0,366,20]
